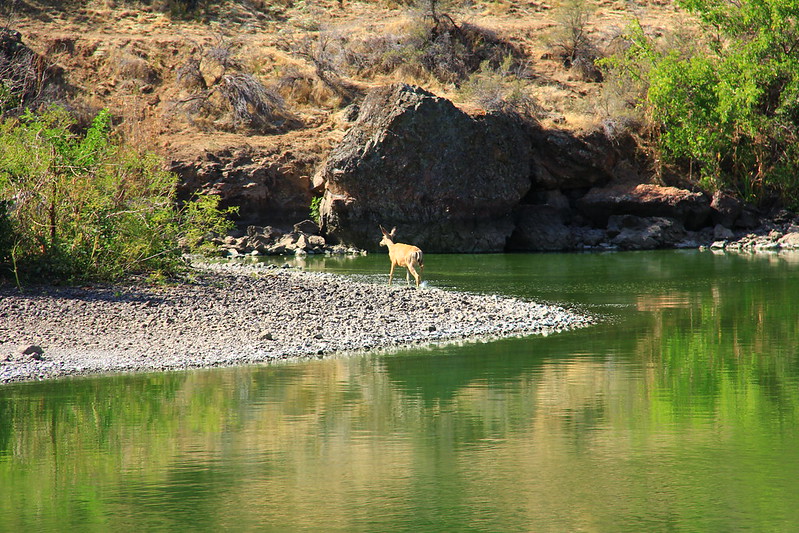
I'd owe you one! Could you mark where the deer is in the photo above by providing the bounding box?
[379,225,424,288]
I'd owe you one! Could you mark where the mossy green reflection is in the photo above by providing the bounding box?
[2,250,799,531]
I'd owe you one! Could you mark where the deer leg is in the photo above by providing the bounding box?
[388,263,395,286]
[407,263,420,288]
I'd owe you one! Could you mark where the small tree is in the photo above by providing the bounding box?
[547,0,602,80]
[173,35,297,134]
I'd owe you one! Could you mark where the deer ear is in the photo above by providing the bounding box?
[379,225,387,235]
[390,227,397,237]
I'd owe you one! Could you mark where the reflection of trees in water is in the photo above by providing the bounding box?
[633,259,799,423]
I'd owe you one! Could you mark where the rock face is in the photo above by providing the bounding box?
[710,191,744,227]
[171,147,314,227]
[576,183,711,230]
[607,215,686,250]
[316,84,532,252]
[507,205,574,251]
[529,129,616,190]
[164,83,782,256]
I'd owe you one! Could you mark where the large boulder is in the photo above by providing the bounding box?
[577,183,711,230]
[315,84,532,252]
[710,190,743,228]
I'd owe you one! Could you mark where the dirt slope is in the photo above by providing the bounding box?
[6,0,692,161]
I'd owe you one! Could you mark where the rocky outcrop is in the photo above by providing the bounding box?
[576,183,711,230]
[710,191,744,227]
[607,215,686,250]
[167,83,789,257]
[529,129,617,190]
[312,83,724,254]
[708,215,799,251]
[316,84,532,252]
[171,146,315,227]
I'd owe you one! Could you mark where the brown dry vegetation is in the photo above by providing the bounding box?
[3,0,694,166]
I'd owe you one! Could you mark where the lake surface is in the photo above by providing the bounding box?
[2,250,799,531]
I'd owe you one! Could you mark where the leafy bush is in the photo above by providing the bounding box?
[309,195,322,224]
[0,106,235,282]
[0,81,21,115]
[604,2,799,207]
[0,200,13,266]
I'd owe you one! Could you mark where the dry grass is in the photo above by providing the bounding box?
[0,28,46,114]
[3,0,696,153]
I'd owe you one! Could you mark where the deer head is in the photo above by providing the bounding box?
[379,225,397,247]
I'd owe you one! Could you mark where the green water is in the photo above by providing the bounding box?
[2,250,799,531]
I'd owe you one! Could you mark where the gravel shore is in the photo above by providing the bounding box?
[0,261,594,384]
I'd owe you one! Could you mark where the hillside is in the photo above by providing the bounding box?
[4,0,691,170]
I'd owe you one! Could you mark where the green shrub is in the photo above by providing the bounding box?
[601,3,799,208]
[0,200,13,265]
[0,81,21,115]
[0,105,234,282]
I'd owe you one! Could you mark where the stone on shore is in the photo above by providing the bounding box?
[5,344,45,362]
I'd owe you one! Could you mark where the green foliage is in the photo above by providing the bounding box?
[178,192,237,252]
[0,81,21,115]
[309,195,323,224]
[603,1,799,207]
[595,21,651,125]
[0,105,234,282]
[0,200,13,265]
